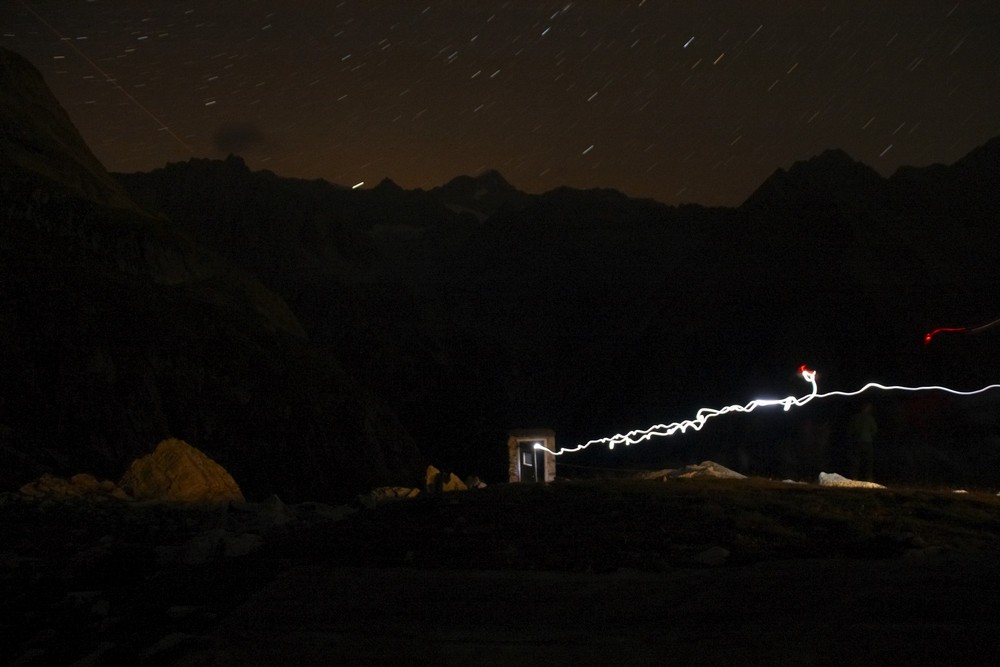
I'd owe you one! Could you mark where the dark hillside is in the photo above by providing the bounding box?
[0,47,420,501]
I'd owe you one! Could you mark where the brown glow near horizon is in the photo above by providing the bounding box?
[3,1,998,206]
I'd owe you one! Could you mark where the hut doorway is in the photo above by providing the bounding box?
[508,429,556,483]
[518,442,544,482]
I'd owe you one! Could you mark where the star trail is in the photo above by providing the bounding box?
[3,1,999,205]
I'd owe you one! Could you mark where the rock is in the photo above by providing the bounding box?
[119,439,245,504]
[818,472,886,489]
[668,461,747,480]
[635,462,746,481]
[635,469,675,481]
[693,546,731,567]
[19,472,127,500]
[425,465,468,492]
[140,633,210,663]
[180,528,263,565]
[465,475,487,489]
[255,494,295,528]
[440,473,468,492]
[293,501,357,523]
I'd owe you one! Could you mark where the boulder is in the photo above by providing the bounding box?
[465,475,487,489]
[818,472,886,489]
[636,462,746,481]
[119,439,245,503]
[425,465,468,492]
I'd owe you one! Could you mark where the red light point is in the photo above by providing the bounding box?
[924,327,968,345]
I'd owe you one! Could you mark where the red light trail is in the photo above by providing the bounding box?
[924,316,1000,345]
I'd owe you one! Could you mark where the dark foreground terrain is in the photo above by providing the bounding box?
[4,478,1000,665]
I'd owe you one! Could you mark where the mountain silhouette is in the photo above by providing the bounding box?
[430,169,531,220]
[0,49,136,210]
[741,148,885,213]
[3,43,1000,492]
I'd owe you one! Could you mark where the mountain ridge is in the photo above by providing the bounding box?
[3,42,1000,492]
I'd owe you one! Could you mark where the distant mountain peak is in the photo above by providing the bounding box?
[373,177,403,193]
[222,153,250,171]
[786,148,880,180]
[798,148,857,167]
[431,169,528,220]
[741,147,883,211]
[887,135,1000,213]
[951,135,1000,171]
[471,168,513,189]
[439,169,515,195]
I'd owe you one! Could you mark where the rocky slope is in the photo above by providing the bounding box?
[0,47,421,501]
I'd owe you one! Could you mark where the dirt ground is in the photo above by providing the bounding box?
[4,478,1000,665]
[207,555,1000,666]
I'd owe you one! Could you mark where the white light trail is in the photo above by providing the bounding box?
[537,367,1000,456]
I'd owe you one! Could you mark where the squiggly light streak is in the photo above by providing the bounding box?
[537,366,1000,456]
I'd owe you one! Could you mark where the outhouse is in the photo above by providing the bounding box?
[507,429,556,483]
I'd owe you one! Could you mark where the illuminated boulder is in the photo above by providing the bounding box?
[425,465,468,493]
[668,461,746,480]
[120,438,245,503]
[818,472,885,489]
[637,462,747,481]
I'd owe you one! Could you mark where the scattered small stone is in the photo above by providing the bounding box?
[179,528,263,565]
[166,605,202,620]
[693,546,730,567]
[19,472,127,500]
[293,501,356,522]
[140,632,210,663]
[361,486,421,508]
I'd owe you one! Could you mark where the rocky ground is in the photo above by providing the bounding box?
[3,477,1000,665]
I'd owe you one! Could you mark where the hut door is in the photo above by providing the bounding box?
[518,442,541,482]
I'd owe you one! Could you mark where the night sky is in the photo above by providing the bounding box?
[4,1,999,206]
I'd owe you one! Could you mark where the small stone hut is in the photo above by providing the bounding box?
[507,429,556,483]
